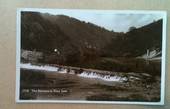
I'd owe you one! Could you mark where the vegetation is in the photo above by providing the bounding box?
[21,12,162,76]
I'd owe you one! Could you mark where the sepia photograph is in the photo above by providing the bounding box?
[16,8,167,105]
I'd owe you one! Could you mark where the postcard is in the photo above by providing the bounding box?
[16,8,167,105]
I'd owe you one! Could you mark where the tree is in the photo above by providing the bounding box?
[128,26,137,32]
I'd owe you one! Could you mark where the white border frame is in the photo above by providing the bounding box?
[16,8,167,105]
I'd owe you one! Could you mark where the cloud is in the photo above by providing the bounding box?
[39,10,163,33]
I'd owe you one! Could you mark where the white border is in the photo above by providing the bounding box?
[16,8,167,105]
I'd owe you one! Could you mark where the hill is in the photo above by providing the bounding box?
[21,12,162,68]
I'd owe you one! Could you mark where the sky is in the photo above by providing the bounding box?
[33,9,163,33]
